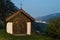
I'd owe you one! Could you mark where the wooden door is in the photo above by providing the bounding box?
[13,18,27,34]
[20,20,27,34]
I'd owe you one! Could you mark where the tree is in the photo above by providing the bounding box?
[0,0,19,29]
[0,0,19,21]
[46,18,60,39]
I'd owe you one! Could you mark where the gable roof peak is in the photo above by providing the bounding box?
[6,8,35,22]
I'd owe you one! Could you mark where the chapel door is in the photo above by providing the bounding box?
[20,20,27,34]
[13,18,27,34]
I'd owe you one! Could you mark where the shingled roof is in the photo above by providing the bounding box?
[6,9,35,22]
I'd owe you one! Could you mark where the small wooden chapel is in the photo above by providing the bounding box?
[6,8,35,36]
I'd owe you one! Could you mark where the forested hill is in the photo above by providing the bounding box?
[0,0,19,21]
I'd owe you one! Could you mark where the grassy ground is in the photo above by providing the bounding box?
[0,30,54,40]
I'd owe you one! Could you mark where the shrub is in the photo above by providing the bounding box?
[46,18,60,39]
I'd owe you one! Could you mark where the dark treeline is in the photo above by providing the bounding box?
[0,0,19,29]
[0,0,19,21]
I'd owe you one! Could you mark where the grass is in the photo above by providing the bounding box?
[0,29,54,40]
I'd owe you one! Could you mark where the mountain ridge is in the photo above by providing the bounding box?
[36,13,60,21]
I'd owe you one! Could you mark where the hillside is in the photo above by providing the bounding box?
[37,13,60,22]
[0,30,54,40]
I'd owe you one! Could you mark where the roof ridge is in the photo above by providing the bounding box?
[6,9,35,22]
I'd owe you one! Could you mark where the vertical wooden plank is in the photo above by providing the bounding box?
[6,22,13,34]
[27,22,31,35]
